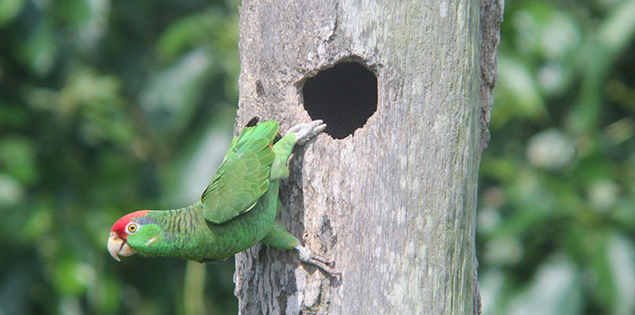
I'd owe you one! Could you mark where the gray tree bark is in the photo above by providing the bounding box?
[233,0,503,314]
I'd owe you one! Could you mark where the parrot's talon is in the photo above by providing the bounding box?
[293,244,340,277]
[287,120,327,145]
[311,255,330,265]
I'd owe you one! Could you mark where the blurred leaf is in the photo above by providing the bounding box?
[603,117,635,146]
[605,80,635,113]
[0,0,26,27]
[157,10,224,62]
[606,232,635,314]
[505,254,582,315]
[0,101,30,128]
[512,3,581,61]
[597,0,635,54]
[53,0,91,24]
[162,111,233,206]
[139,48,214,136]
[0,174,24,208]
[17,15,57,76]
[23,205,52,242]
[89,275,121,314]
[492,56,546,128]
[480,269,507,314]
[526,128,575,170]
[0,136,38,184]
[586,179,620,212]
[484,237,523,266]
[567,0,635,135]
[53,256,89,295]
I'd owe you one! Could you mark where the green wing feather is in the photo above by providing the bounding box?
[201,120,279,224]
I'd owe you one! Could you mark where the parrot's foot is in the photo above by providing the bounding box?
[293,243,339,277]
[287,120,327,145]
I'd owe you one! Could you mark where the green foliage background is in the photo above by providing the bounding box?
[0,0,633,314]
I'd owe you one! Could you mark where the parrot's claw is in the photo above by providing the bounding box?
[287,120,327,145]
[293,244,340,277]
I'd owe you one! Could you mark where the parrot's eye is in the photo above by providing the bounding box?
[125,222,139,234]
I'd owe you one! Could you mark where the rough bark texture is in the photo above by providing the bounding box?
[479,0,504,152]
[233,0,502,314]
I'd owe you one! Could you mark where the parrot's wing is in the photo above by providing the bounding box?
[201,120,278,224]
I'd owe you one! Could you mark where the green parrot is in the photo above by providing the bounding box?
[107,118,334,274]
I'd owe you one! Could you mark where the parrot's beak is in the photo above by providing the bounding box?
[107,232,136,261]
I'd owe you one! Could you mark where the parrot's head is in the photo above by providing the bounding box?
[108,210,159,261]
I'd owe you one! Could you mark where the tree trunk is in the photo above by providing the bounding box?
[233,0,503,314]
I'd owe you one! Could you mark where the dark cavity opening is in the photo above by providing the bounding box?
[302,62,377,139]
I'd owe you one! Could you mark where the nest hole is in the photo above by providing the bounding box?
[302,62,377,139]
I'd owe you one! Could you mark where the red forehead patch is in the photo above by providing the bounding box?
[111,210,149,236]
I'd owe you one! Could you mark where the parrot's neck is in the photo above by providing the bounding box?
[141,202,207,258]
[151,202,204,236]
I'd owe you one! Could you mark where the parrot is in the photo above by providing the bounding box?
[107,117,335,274]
